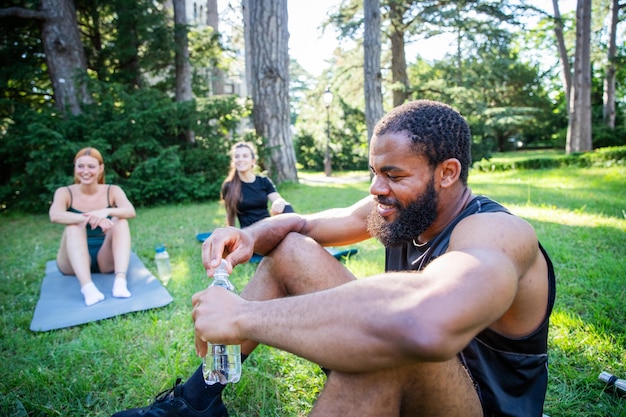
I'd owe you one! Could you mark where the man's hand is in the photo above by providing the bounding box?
[192,287,247,357]
[201,226,255,276]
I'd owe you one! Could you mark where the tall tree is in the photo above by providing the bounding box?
[173,0,195,143]
[247,0,298,183]
[603,0,624,129]
[363,0,384,145]
[242,0,252,98]
[567,0,593,153]
[206,0,226,95]
[386,0,413,106]
[552,0,573,111]
[0,0,91,115]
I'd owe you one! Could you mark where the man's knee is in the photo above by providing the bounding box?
[261,232,329,274]
[271,232,320,256]
[256,233,355,295]
[316,358,482,417]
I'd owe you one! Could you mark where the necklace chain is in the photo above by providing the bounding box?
[412,238,429,248]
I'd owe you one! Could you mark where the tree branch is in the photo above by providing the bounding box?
[0,7,48,20]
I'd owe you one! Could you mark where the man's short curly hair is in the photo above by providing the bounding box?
[373,100,471,184]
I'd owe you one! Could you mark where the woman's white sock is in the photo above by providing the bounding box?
[112,276,131,298]
[81,282,105,306]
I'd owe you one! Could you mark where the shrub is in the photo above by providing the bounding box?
[472,146,626,172]
[0,84,250,213]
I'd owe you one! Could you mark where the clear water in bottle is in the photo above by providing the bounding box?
[202,344,241,384]
[202,259,242,385]
[154,244,172,285]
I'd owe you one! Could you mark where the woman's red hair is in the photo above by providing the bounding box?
[73,147,105,184]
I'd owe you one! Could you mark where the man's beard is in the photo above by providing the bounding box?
[367,178,438,247]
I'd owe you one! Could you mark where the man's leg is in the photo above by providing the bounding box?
[112,233,353,416]
[311,356,483,417]
[240,231,357,355]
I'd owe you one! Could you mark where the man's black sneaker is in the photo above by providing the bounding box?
[111,378,229,417]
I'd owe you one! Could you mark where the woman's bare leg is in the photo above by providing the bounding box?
[56,224,104,305]
[98,218,132,297]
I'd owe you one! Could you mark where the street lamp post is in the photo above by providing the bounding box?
[323,87,333,176]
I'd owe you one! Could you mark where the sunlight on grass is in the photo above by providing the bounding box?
[171,258,193,285]
[509,205,626,229]
[550,310,625,362]
[489,150,565,162]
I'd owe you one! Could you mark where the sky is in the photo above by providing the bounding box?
[287,0,579,77]
[287,1,343,76]
[287,0,455,75]
[214,1,579,78]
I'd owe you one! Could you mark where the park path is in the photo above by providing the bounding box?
[298,172,370,185]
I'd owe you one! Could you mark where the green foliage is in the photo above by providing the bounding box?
[473,146,626,172]
[0,81,250,213]
[75,0,175,89]
[294,97,369,172]
[328,98,369,171]
[407,26,563,154]
[294,132,324,171]
[592,123,626,149]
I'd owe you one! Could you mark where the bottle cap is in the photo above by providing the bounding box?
[155,244,166,253]
[215,259,229,275]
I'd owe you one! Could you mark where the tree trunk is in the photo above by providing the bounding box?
[388,2,409,107]
[0,0,91,116]
[206,0,226,95]
[603,0,619,128]
[567,0,592,154]
[242,0,252,98]
[247,0,298,183]
[552,0,572,111]
[363,0,384,148]
[173,0,195,143]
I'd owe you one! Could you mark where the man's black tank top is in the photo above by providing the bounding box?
[385,195,556,417]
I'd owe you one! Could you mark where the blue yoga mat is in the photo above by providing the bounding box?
[30,252,173,332]
[196,232,358,262]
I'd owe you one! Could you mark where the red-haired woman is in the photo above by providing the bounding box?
[49,147,136,306]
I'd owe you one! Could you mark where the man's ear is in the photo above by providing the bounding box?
[438,158,461,188]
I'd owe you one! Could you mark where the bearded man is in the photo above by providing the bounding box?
[114,100,555,417]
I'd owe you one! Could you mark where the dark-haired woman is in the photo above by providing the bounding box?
[221,142,293,228]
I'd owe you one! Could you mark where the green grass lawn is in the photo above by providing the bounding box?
[1,164,624,416]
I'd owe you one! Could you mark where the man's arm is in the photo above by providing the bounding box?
[194,212,544,372]
[202,196,374,273]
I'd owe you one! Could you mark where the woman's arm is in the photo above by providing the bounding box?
[83,185,136,221]
[106,184,136,219]
[49,187,85,225]
[267,192,288,215]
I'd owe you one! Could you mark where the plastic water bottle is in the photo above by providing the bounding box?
[202,259,241,385]
[599,371,626,396]
[154,244,172,285]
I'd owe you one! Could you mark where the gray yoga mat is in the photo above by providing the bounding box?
[30,252,173,332]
